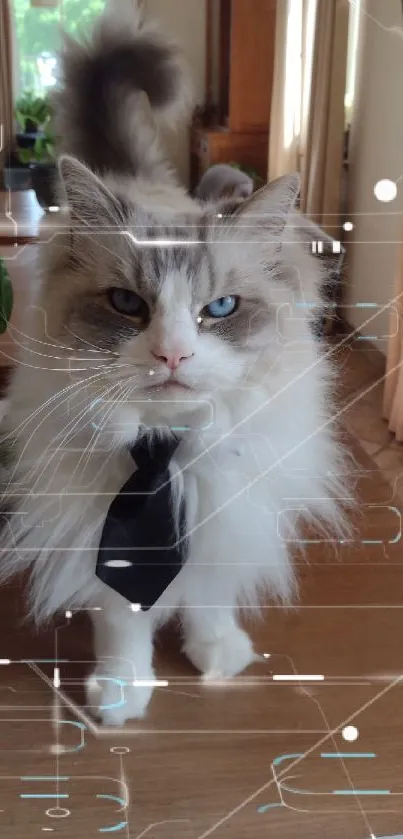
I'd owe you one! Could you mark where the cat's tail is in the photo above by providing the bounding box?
[53,0,193,178]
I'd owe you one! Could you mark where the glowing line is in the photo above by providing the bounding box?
[97,794,126,807]
[20,794,69,799]
[272,675,325,682]
[99,822,128,834]
[333,790,391,795]
[357,335,379,341]
[273,754,304,767]
[257,803,283,814]
[320,753,375,759]
[20,659,69,663]
[21,777,70,781]
[97,677,126,711]
[132,680,169,688]
[123,232,200,247]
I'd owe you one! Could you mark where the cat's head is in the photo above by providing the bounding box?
[42,157,316,436]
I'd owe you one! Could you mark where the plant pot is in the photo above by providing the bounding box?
[16,131,42,151]
[3,166,32,191]
[25,120,38,134]
[29,163,59,211]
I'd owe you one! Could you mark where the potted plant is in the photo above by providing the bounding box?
[17,129,58,211]
[2,92,54,194]
[18,111,58,212]
[15,91,51,137]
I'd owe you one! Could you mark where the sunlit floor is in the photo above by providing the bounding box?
[0,337,402,838]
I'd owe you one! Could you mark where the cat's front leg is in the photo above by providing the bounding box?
[86,603,155,725]
[182,608,258,681]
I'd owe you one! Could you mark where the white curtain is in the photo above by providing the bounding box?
[269,0,350,236]
[300,0,350,232]
[269,0,317,180]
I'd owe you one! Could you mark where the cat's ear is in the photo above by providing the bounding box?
[229,173,300,239]
[59,155,127,231]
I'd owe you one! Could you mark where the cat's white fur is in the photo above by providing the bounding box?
[1,201,348,723]
[0,6,349,725]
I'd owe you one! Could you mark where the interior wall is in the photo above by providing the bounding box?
[346,0,403,352]
[145,0,207,187]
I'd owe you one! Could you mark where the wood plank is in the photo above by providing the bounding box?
[0,190,43,244]
[0,435,402,836]
[228,0,277,133]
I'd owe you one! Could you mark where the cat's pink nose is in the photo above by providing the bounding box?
[151,349,194,370]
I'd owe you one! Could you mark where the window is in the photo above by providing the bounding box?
[13,0,106,97]
[345,0,362,127]
[282,0,317,156]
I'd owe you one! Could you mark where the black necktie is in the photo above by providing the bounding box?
[96,434,187,611]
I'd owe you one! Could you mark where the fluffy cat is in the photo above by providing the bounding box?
[0,3,349,724]
[195,164,254,201]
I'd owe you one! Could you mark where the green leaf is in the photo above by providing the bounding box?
[0,260,13,335]
[17,147,33,164]
[14,91,52,130]
[30,132,55,163]
[15,109,26,130]
[33,136,44,156]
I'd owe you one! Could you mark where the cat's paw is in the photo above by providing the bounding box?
[184,625,256,681]
[86,670,154,726]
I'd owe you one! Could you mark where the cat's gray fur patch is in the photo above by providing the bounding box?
[195,165,254,202]
[54,4,193,179]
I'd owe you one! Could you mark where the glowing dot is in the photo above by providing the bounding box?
[149,370,155,377]
[48,206,60,213]
[217,213,223,219]
[46,808,70,819]
[374,179,397,202]
[49,744,67,755]
[197,317,203,325]
[130,603,142,612]
[65,610,72,620]
[0,659,11,665]
[342,725,359,742]
[263,653,271,659]
[105,559,131,568]
[343,221,354,232]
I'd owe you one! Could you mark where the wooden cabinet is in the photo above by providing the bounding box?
[191,0,277,189]
[190,127,269,188]
[225,0,277,133]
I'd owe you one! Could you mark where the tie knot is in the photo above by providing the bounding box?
[130,433,180,474]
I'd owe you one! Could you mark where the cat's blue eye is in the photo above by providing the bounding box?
[203,296,239,319]
[107,288,149,322]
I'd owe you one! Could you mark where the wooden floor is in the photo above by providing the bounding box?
[0,344,403,838]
